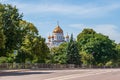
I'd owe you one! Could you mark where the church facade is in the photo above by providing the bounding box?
[47,24,69,48]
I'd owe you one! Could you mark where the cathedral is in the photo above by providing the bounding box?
[47,24,69,48]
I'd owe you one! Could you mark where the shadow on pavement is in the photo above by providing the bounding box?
[0,71,53,76]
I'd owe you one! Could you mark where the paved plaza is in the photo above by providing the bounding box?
[0,69,120,80]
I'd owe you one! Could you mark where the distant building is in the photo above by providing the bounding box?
[47,24,69,48]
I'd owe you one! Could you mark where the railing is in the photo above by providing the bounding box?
[0,63,76,70]
[0,63,119,70]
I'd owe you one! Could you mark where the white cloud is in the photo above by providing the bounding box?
[2,1,120,18]
[69,23,120,43]
[1,1,120,43]
[23,4,120,18]
[69,24,89,29]
[0,0,8,2]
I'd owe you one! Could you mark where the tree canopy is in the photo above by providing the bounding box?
[66,34,81,65]
[77,28,117,65]
[49,42,68,64]
[0,3,120,67]
[0,3,50,63]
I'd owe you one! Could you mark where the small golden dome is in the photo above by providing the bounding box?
[53,25,63,33]
[66,33,69,38]
[51,35,54,38]
[66,35,69,38]
[48,35,51,39]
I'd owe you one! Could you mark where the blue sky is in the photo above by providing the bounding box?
[1,0,120,43]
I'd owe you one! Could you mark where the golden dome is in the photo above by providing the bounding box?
[48,35,51,39]
[51,35,54,38]
[53,25,63,33]
[66,34,69,38]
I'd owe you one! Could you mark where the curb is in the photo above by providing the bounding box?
[0,69,30,74]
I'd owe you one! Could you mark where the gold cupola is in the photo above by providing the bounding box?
[66,33,69,38]
[53,25,63,33]
[66,35,69,38]
[51,35,54,38]
[48,35,51,39]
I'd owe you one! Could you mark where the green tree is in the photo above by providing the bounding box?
[0,8,5,49]
[0,3,50,63]
[19,20,38,36]
[1,4,22,50]
[80,51,94,66]
[115,43,120,66]
[16,34,50,63]
[0,28,5,49]
[49,42,68,64]
[66,34,80,65]
[32,36,50,63]
[0,4,23,56]
[11,19,40,63]
[77,28,117,65]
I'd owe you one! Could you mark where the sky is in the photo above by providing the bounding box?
[0,0,120,43]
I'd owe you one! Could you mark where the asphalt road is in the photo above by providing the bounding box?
[0,69,120,80]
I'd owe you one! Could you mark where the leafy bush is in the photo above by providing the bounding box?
[0,57,7,63]
[105,61,113,67]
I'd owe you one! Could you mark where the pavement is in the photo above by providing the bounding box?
[0,69,120,80]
